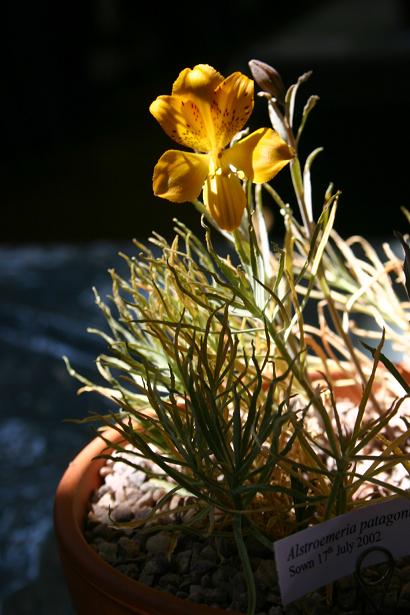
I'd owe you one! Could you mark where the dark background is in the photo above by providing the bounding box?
[1,2,410,612]
[2,0,410,244]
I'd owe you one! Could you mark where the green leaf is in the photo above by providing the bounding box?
[394,230,410,300]
[362,340,410,394]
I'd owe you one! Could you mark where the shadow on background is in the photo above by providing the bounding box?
[2,0,410,243]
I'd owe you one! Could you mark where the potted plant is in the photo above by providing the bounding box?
[54,60,410,615]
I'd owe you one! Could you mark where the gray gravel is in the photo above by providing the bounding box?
[84,447,410,614]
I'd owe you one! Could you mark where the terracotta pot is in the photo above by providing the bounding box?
[55,363,410,614]
[54,428,241,615]
[310,362,410,406]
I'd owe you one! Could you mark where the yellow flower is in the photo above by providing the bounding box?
[150,64,294,231]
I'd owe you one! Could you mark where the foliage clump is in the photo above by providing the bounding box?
[66,60,410,615]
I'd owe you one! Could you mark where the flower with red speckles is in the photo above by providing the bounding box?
[150,64,294,231]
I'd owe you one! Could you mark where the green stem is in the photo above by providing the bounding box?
[260,314,340,457]
[262,182,289,211]
[289,155,381,408]
[317,266,375,387]
[233,513,256,615]
[290,158,312,236]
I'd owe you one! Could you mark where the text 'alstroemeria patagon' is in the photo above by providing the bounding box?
[150,64,294,231]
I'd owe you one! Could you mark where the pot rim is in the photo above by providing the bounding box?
[54,427,241,615]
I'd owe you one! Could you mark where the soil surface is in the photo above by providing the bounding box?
[85,446,410,614]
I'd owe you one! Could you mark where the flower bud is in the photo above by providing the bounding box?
[248,59,285,104]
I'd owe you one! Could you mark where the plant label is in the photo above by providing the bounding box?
[273,496,410,605]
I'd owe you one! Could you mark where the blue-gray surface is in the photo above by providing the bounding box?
[0,241,132,615]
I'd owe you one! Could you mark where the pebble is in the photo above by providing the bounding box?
[89,504,111,524]
[84,447,410,614]
[141,553,169,576]
[89,522,118,541]
[216,536,237,558]
[117,535,140,559]
[176,590,188,599]
[140,481,158,492]
[213,564,237,584]
[169,494,183,510]
[131,507,152,521]
[138,572,155,586]
[229,591,248,612]
[157,572,181,589]
[200,544,218,563]
[123,486,143,503]
[117,562,139,579]
[97,491,115,509]
[99,465,113,477]
[104,472,128,494]
[181,508,197,523]
[92,483,111,500]
[188,584,204,603]
[95,540,118,564]
[152,488,166,502]
[135,491,155,508]
[174,549,192,574]
[190,558,216,575]
[126,469,147,487]
[231,571,246,593]
[112,503,134,522]
[145,531,174,555]
[202,586,229,605]
[200,572,212,588]
[255,559,277,589]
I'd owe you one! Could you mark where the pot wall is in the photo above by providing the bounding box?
[54,428,240,615]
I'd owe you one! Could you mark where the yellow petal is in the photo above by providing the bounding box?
[203,171,246,231]
[211,72,254,149]
[223,127,294,183]
[153,150,209,203]
[149,95,211,152]
[172,64,223,98]
[170,65,224,152]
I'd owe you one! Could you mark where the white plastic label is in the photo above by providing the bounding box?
[274,496,410,605]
